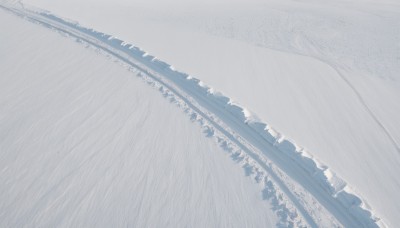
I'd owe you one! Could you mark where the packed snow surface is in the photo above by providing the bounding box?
[1,0,400,226]
[19,0,400,226]
[0,10,280,227]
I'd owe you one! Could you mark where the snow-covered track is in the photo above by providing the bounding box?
[0,2,384,227]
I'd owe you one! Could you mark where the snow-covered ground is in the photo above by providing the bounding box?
[1,0,399,226]
[0,10,280,227]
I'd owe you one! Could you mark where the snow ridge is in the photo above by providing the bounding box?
[0,2,385,227]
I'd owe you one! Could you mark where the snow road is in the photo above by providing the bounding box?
[19,0,400,226]
[0,1,387,227]
[0,10,281,227]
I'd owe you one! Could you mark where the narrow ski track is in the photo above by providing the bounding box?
[0,2,382,227]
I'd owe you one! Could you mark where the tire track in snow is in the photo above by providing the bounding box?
[0,5,310,227]
[335,67,400,155]
[0,2,383,227]
[295,33,400,155]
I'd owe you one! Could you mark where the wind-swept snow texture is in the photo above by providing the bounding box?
[0,9,282,228]
[0,0,393,227]
[18,0,400,226]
